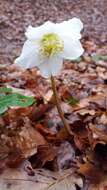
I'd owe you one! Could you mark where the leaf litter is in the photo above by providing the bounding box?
[0,38,107,189]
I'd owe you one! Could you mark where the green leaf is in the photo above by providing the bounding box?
[0,87,12,93]
[67,97,79,106]
[0,93,36,115]
[10,93,36,107]
[0,106,8,115]
[92,54,107,62]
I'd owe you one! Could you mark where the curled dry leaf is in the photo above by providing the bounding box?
[29,144,56,168]
[35,124,56,142]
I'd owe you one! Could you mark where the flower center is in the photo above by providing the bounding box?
[40,33,64,57]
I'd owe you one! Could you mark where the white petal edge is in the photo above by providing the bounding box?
[15,40,40,69]
[61,37,84,60]
[25,21,55,40]
[54,17,83,40]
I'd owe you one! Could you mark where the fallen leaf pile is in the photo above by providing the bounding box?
[0,40,107,189]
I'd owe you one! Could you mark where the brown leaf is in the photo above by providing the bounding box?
[1,125,47,168]
[78,162,102,183]
[35,124,56,142]
[29,104,51,122]
[0,168,83,190]
[76,108,96,116]
[89,124,107,146]
[29,144,56,168]
[10,126,47,158]
[89,94,107,110]
[74,135,89,151]
[86,175,107,190]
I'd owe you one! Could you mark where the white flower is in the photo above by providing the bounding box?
[15,18,84,78]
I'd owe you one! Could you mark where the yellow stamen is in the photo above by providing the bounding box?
[40,33,64,57]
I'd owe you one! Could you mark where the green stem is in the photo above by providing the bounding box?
[50,75,72,135]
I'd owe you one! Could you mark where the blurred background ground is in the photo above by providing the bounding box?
[0,0,107,65]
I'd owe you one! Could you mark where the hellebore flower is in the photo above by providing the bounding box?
[15,18,84,78]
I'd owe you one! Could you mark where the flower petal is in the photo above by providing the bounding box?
[55,18,83,40]
[15,40,40,69]
[38,59,51,78]
[38,56,63,78]
[49,56,63,76]
[61,37,84,60]
[25,21,55,40]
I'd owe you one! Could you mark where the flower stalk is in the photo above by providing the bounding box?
[50,75,72,135]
